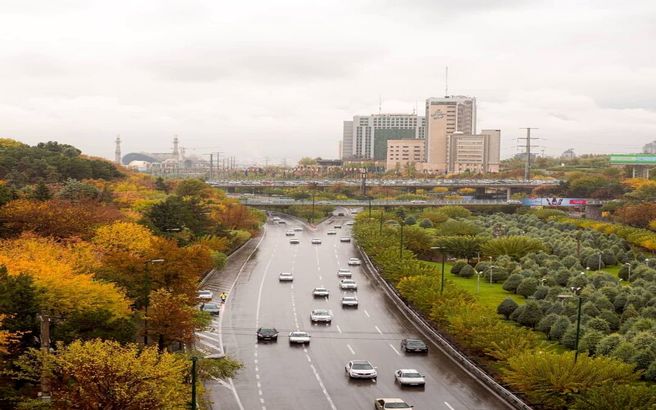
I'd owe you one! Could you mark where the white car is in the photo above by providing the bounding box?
[394,369,425,387]
[337,268,352,278]
[279,272,294,282]
[288,331,311,344]
[327,230,337,235]
[345,360,377,379]
[312,287,330,298]
[197,290,213,300]
[311,238,322,244]
[341,295,358,307]
[293,227,304,232]
[348,258,361,266]
[340,279,358,290]
[310,309,332,323]
[340,237,351,243]
[285,230,295,236]
[289,238,300,244]
[374,398,413,410]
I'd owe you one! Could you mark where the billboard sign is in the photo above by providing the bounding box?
[609,154,656,165]
[522,198,588,207]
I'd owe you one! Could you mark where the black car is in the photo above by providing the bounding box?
[400,338,428,353]
[257,327,279,342]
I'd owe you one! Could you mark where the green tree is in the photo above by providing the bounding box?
[154,177,169,193]
[55,178,101,201]
[0,268,39,354]
[549,317,571,341]
[502,273,524,293]
[517,300,542,328]
[31,182,52,201]
[579,329,604,355]
[437,205,471,218]
[144,196,211,238]
[435,236,486,261]
[572,383,656,410]
[482,236,547,260]
[459,264,475,278]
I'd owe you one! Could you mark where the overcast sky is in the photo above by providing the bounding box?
[1,0,655,165]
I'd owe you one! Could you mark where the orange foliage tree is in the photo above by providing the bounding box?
[0,199,123,239]
[147,289,197,349]
[0,235,130,318]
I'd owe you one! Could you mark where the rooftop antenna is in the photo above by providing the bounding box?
[445,65,449,97]
[378,95,382,114]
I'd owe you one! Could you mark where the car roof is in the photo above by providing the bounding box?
[377,398,407,402]
[397,368,420,373]
[352,359,371,364]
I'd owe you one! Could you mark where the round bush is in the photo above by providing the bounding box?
[579,329,604,355]
[404,216,416,225]
[516,278,539,299]
[596,333,624,356]
[459,264,475,278]
[611,341,637,363]
[451,261,467,275]
[536,313,560,334]
[645,361,656,381]
[585,255,606,271]
[502,274,524,293]
[560,324,579,349]
[533,286,549,300]
[586,317,611,334]
[549,317,571,341]
[419,218,433,229]
[517,300,543,328]
[497,297,519,319]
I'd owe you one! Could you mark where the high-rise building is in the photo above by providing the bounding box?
[425,96,476,172]
[114,136,121,164]
[341,113,425,160]
[341,121,353,159]
[447,129,500,174]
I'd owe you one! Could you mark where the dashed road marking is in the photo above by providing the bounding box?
[389,344,401,356]
[375,325,383,334]
[336,325,342,334]
[346,344,356,355]
[364,310,370,318]
[445,402,455,410]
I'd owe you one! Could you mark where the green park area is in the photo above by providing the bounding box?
[354,205,656,409]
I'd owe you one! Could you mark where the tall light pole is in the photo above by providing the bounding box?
[572,285,583,363]
[143,258,165,345]
[431,246,446,295]
[625,262,632,282]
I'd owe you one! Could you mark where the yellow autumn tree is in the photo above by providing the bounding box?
[93,221,155,256]
[0,236,130,319]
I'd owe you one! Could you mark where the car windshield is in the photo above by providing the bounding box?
[343,297,356,300]
[385,404,411,409]
[198,291,211,295]
[407,340,425,346]
[315,288,327,292]
[281,272,291,276]
[259,328,276,334]
[313,310,329,315]
[352,363,372,370]
[203,304,219,309]
[291,332,308,337]
[402,372,422,378]
[339,269,349,272]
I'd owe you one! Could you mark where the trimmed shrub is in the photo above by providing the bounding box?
[459,264,475,278]
[611,341,637,363]
[404,215,416,225]
[419,218,433,229]
[517,300,543,328]
[536,313,560,334]
[549,317,571,341]
[596,334,624,356]
[516,278,539,299]
[502,274,524,293]
[497,298,519,320]
[585,255,606,271]
[579,329,604,355]
[450,261,467,275]
[586,317,611,334]
[533,286,549,300]
[560,324,580,349]
[646,361,656,381]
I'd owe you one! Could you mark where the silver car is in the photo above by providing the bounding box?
[348,257,361,266]
[394,369,425,387]
[312,287,330,298]
[340,279,357,290]
[310,309,332,323]
[337,268,352,278]
[288,331,311,344]
[345,360,377,379]
[341,295,358,308]
[279,272,294,282]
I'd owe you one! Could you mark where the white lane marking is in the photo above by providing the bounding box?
[346,344,355,355]
[291,284,294,289]
[255,245,277,328]
[309,363,338,410]
[364,310,370,318]
[389,344,401,356]
[215,226,267,410]
[375,326,383,335]
[336,325,342,334]
[444,402,455,410]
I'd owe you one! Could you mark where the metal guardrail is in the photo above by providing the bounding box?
[209,179,560,188]
[356,245,533,410]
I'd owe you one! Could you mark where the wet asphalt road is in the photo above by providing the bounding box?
[204,211,508,410]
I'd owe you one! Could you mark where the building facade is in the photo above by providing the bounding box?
[424,96,476,173]
[341,113,425,160]
[447,129,500,174]
[386,139,425,171]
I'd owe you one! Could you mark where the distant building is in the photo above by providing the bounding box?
[425,96,476,172]
[644,140,656,154]
[341,113,425,161]
[447,129,500,174]
[561,148,576,160]
[386,139,425,171]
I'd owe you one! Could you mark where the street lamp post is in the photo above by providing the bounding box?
[379,208,384,234]
[399,222,404,260]
[143,258,165,346]
[598,253,602,271]
[190,356,198,410]
[368,196,372,218]
[625,262,632,282]
[489,265,495,284]
[431,246,446,295]
[572,286,583,363]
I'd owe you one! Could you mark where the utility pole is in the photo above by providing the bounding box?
[39,313,51,400]
[209,154,213,180]
[518,128,539,180]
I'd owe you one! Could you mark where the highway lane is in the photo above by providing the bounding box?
[211,212,508,410]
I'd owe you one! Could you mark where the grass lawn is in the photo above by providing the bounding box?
[424,261,524,309]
